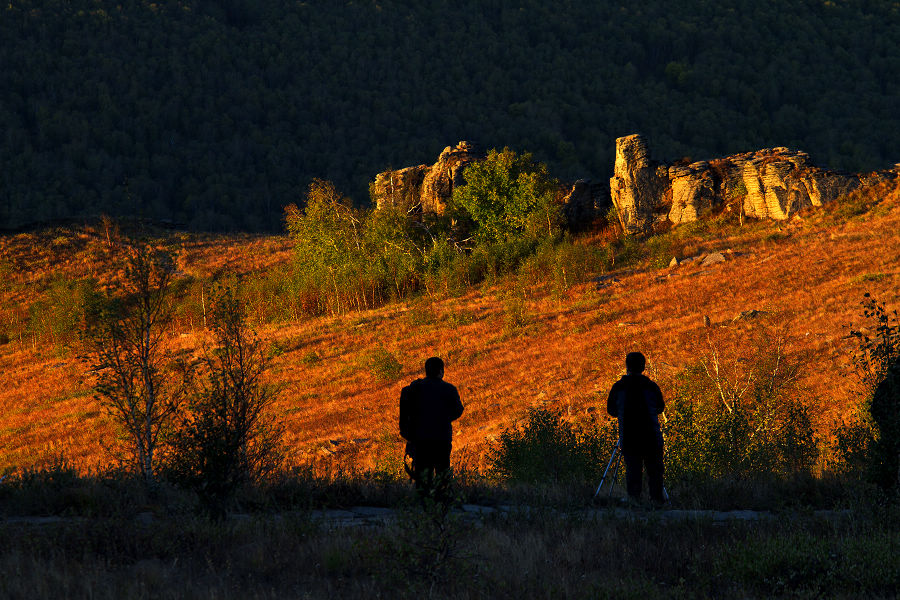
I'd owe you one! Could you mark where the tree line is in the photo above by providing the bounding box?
[2,0,899,231]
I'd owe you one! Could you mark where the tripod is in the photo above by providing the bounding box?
[593,441,622,499]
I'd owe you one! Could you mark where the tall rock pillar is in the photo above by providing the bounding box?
[609,134,669,233]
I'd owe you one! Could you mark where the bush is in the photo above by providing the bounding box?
[847,294,900,493]
[451,148,561,246]
[367,348,403,381]
[663,329,819,483]
[487,408,616,485]
[165,288,285,517]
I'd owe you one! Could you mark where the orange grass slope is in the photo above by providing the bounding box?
[0,186,898,475]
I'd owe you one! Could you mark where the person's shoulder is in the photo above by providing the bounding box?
[639,375,663,394]
[643,375,661,389]
[402,378,425,393]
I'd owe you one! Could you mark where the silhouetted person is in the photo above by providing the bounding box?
[607,352,666,504]
[870,357,900,493]
[399,357,464,496]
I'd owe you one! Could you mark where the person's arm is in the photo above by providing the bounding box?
[399,385,414,440]
[652,381,665,415]
[607,383,618,417]
[447,385,463,421]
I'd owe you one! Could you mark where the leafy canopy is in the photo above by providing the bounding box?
[452,148,561,245]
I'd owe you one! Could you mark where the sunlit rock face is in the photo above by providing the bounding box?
[609,134,670,233]
[372,141,605,226]
[371,164,428,213]
[610,134,896,232]
[371,141,481,215]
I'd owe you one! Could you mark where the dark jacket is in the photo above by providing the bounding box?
[607,374,665,453]
[399,377,464,443]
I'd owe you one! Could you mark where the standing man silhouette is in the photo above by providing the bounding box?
[607,352,667,504]
[399,357,464,494]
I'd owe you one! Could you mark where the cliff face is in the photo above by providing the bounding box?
[610,134,898,233]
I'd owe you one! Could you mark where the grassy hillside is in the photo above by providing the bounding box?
[1,182,898,477]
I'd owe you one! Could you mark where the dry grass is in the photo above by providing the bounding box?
[1,507,898,598]
[1,187,898,476]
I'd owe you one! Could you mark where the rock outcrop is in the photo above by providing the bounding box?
[372,141,481,215]
[610,134,898,233]
[609,134,671,231]
[561,179,608,231]
[372,141,607,228]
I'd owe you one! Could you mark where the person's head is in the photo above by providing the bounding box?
[424,356,444,379]
[625,352,646,375]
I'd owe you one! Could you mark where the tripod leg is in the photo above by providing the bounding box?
[593,445,619,499]
[608,452,622,498]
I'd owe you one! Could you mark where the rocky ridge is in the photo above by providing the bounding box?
[611,134,899,233]
[373,136,898,233]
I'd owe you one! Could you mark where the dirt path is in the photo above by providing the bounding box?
[1,505,851,527]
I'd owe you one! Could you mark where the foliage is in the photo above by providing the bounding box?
[451,148,561,246]
[3,0,900,231]
[366,348,403,382]
[284,172,600,315]
[83,245,183,482]
[850,294,900,398]
[284,180,372,314]
[362,203,426,300]
[28,275,100,348]
[487,407,616,485]
[663,328,819,482]
[845,294,900,493]
[165,288,285,516]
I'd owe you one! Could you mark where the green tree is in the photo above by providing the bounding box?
[284,179,367,314]
[451,148,561,246]
[362,203,426,300]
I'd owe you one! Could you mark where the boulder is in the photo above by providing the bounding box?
[372,164,428,212]
[668,161,716,224]
[561,179,604,230]
[420,141,482,214]
[701,252,726,266]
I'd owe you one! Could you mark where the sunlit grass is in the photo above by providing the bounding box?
[0,187,898,476]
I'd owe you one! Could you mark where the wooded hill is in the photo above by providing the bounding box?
[3,0,899,231]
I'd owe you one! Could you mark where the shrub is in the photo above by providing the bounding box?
[367,348,403,381]
[165,288,285,517]
[663,329,819,483]
[518,237,613,294]
[451,148,561,246]
[487,407,616,485]
[847,294,900,493]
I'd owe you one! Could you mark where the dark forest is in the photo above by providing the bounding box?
[2,0,899,230]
